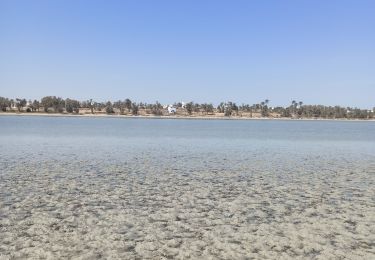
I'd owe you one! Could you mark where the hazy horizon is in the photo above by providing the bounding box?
[1,0,374,108]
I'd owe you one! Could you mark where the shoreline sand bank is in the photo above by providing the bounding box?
[1,112,375,122]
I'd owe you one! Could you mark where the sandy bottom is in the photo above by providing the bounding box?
[0,155,375,259]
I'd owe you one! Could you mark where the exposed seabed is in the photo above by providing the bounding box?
[1,155,374,259]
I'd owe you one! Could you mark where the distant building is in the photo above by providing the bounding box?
[167,105,177,114]
[10,99,32,111]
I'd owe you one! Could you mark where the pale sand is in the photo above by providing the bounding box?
[0,156,374,259]
[1,112,375,122]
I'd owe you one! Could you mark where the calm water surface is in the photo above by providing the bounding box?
[1,116,375,162]
[1,116,374,259]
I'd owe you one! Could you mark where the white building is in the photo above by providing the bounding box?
[167,105,177,114]
[10,99,32,111]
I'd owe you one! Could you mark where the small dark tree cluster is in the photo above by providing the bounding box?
[105,102,114,114]
[131,103,139,115]
[65,99,80,113]
[41,96,65,113]
[185,102,193,115]
[151,102,163,115]
[0,97,11,112]
[15,98,27,112]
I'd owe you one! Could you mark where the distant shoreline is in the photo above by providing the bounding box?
[1,112,374,122]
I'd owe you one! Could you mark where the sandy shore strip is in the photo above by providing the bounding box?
[1,112,375,122]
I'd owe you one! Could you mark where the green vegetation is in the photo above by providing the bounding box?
[185,102,193,115]
[151,102,163,116]
[105,102,114,114]
[41,96,64,113]
[65,99,80,114]
[131,103,139,115]
[15,98,27,112]
[0,95,374,120]
[0,97,11,112]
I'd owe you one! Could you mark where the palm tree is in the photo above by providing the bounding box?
[260,100,269,117]
[87,99,94,114]
[291,100,298,117]
[15,98,26,112]
[296,101,303,117]
[125,99,132,112]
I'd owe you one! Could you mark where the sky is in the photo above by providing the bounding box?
[0,0,374,108]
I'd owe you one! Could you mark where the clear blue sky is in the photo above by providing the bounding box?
[1,0,374,108]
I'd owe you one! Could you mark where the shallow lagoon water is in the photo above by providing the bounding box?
[0,116,374,259]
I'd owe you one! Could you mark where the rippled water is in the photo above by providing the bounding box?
[1,116,374,259]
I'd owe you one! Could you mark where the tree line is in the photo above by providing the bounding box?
[0,96,374,119]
